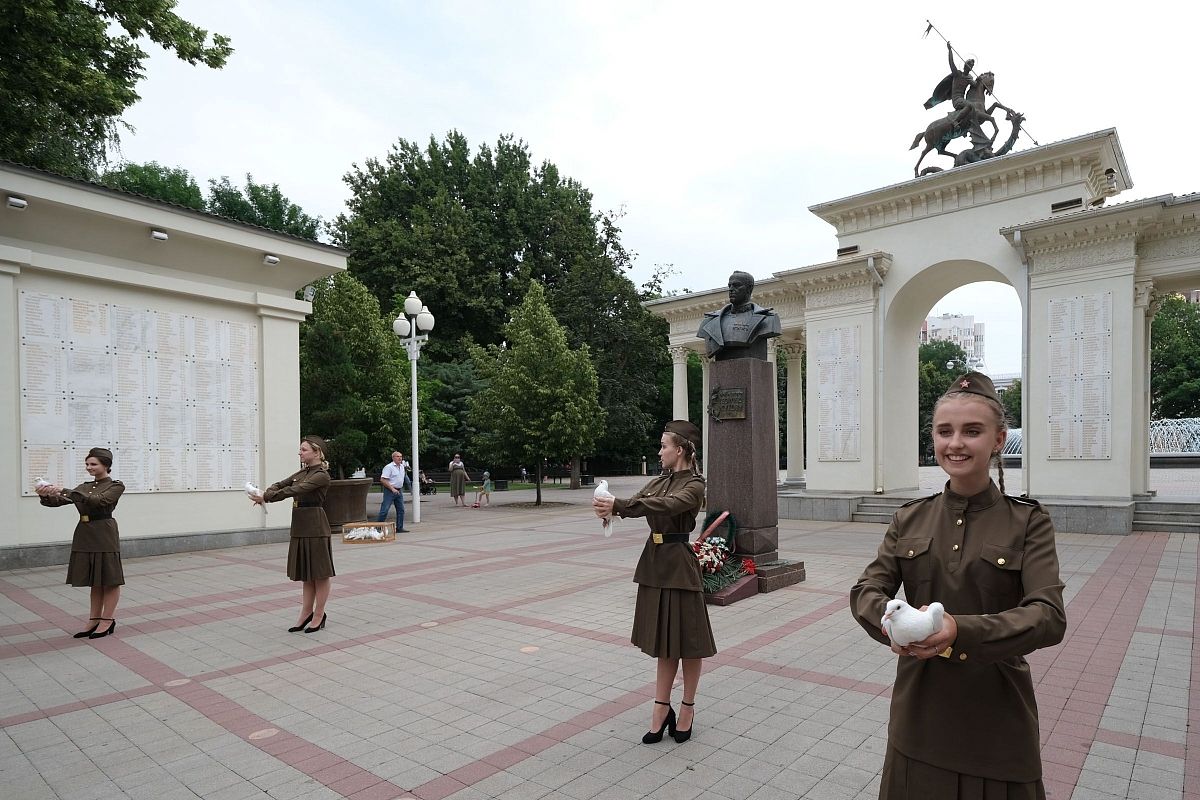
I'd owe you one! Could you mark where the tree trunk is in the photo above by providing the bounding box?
[569,456,581,490]
[535,462,543,506]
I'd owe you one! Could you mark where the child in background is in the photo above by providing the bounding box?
[473,471,493,507]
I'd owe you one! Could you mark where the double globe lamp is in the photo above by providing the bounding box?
[393,292,435,523]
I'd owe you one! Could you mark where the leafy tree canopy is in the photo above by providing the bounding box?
[207,175,322,240]
[336,131,670,465]
[299,272,407,477]
[468,282,605,504]
[917,340,969,464]
[0,0,232,177]
[1151,294,1200,419]
[98,161,205,209]
[1000,378,1021,429]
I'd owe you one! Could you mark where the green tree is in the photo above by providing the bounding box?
[207,175,322,240]
[336,131,669,465]
[468,283,604,505]
[299,273,407,477]
[1151,294,1200,418]
[98,161,205,209]
[918,340,969,464]
[1000,378,1022,428]
[0,0,231,176]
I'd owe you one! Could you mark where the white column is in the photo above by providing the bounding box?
[767,339,780,482]
[1132,280,1157,496]
[779,341,805,483]
[700,354,711,475]
[670,346,689,420]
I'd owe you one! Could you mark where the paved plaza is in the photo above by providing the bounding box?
[2,477,1197,800]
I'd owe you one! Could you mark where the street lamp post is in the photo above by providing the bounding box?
[393,291,435,524]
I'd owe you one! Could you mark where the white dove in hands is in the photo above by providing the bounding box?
[593,480,615,536]
[245,482,267,513]
[881,599,944,647]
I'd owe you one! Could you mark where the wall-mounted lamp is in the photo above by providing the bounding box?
[263,254,280,266]
[150,229,169,241]
[302,285,317,302]
[6,196,28,210]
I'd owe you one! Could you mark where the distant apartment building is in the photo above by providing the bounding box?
[1187,289,1200,304]
[921,313,986,369]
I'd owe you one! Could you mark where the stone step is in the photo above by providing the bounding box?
[855,503,906,514]
[1134,501,1200,514]
[1133,510,1200,524]
[1132,520,1200,533]
[852,512,893,524]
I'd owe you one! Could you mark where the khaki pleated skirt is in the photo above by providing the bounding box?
[880,747,1045,800]
[631,585,717,659]
[65,552,125,587]
[286,536,335,581]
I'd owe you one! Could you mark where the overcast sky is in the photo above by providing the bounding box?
[117,1,1200,374]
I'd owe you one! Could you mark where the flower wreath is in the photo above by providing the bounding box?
[692,510,756,593]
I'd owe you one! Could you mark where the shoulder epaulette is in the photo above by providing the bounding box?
[1008,494,1041,507]
[899,493,940,508]
[111,479,123,484]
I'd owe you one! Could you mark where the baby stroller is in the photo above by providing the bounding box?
[419,475,437,495]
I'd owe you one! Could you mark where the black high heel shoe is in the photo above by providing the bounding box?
[288,613,314,633]
[88,619,116,639]
[641,700,676,744]
[671,700,694,743]
[303,613,327,633]
[73,619,101,638]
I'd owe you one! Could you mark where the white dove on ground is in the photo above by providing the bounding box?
[881,599,945,647]
[593,480,615,537]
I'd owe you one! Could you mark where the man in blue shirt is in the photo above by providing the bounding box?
[377,451,410,532]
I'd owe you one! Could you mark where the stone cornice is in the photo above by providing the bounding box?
[809,130,1131,237]
[774,252,891,293]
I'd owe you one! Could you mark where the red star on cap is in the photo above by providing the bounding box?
[960,379,971,388]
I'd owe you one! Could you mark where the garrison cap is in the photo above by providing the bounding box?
[944,371,1001,405]
[664,420,702,448]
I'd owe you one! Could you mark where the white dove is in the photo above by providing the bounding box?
[245,482,267,514]
[593,479,615,537]
[881,599,945,647]
[34,477,52,489]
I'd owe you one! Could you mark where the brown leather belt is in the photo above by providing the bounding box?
[293,500,322,508]
[651,533,689,544]
[79,512,112,522]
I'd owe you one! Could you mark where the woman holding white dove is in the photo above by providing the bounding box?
[592,420,714,745]
[850,373,1066,799]
[251,435,334,633]
[35,447,125,639]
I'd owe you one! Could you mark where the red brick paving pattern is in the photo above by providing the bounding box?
[2,505,1195,800]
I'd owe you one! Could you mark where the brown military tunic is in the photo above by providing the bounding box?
[850,481,1066,799]
[614,469,716,659]
[41,477,126,587]
[263,464,334,581]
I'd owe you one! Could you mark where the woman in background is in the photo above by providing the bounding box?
[252,435,333,633]
[592,420,714,745]
[36,447,125,639]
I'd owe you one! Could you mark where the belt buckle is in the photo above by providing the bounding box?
[293,499,299,508]
[652,532,663,544]
[80,515,90,523]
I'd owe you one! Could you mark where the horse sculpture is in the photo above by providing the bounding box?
[910,72,1019,177]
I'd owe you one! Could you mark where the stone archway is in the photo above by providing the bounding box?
[646,129,1200,531]
[880,259,1019,492]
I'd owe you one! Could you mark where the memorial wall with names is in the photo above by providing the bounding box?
[19,290,261,494]
[814,324,861,461]
[1046,291,1112,460]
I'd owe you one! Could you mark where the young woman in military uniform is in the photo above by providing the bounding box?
[592,420,716,744]
[35,447,125,639]
[251,435,334,633]
[850,373,1066,799]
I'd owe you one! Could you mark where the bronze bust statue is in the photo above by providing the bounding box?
[696,271,782,361]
